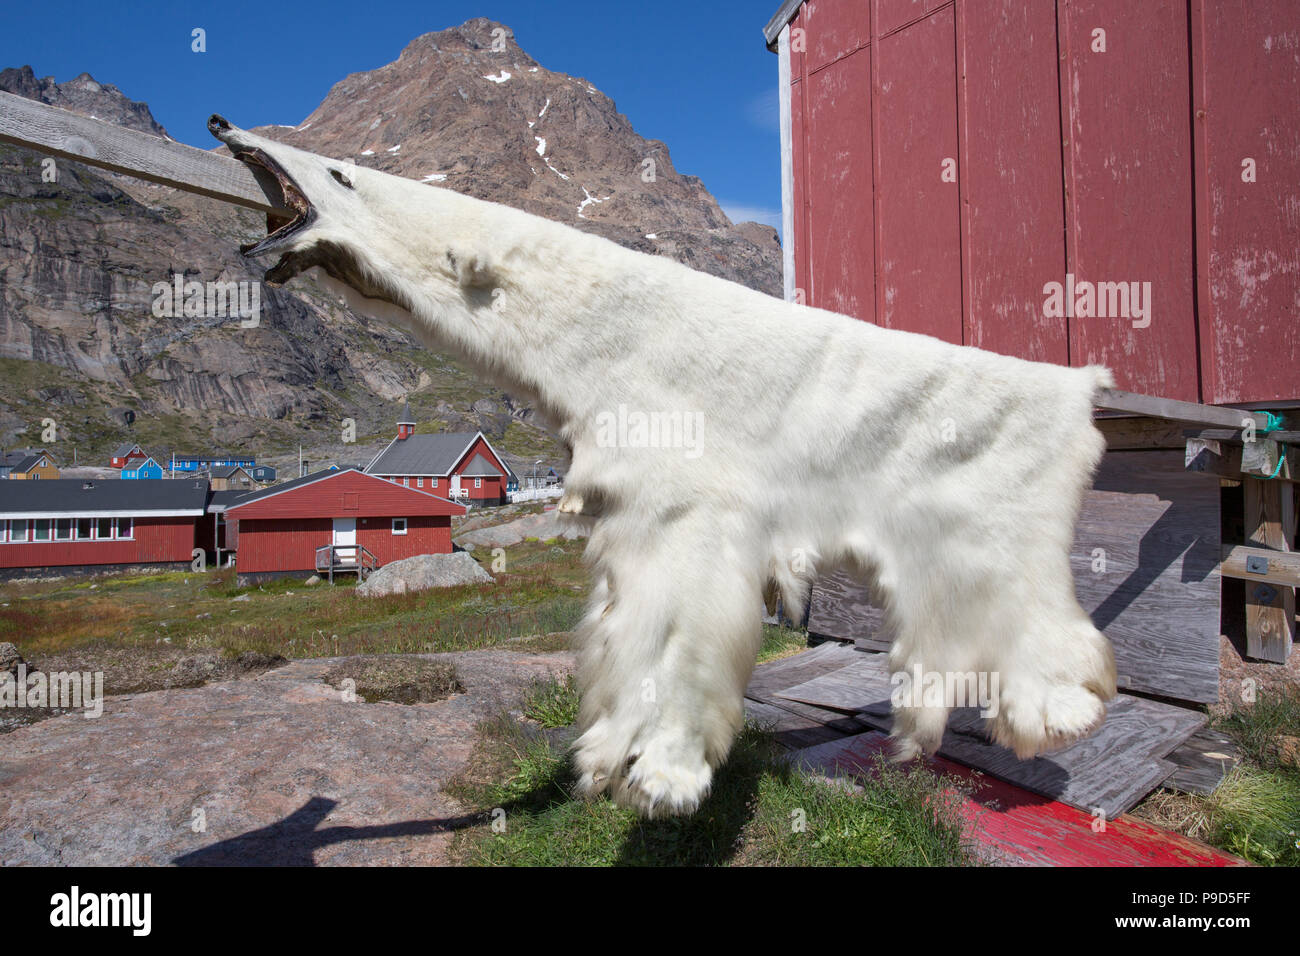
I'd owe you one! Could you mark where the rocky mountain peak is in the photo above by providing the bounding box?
[0,66,169,138]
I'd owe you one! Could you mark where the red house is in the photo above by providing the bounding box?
[763,0,1298,407]
[224,468,466,585]
[365,403,513,505]
[0,478,209,579]
[110,441,150,470]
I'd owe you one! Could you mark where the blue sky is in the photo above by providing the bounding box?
[1,0,783,233]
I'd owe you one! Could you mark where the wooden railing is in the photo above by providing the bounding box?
[314,544,378,583]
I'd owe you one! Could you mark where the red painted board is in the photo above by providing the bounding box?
[874,0,950,39]
[873,6,964,342]
[802,0,870,74]
[797,731,1248,867]
[1058,0,1199,400]
[806,47,876,319]
[1191,0,1300,406]
[957,0,1070,365]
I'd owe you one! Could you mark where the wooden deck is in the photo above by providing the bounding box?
[745,644,1246,867]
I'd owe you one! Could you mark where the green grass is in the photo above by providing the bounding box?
[1133,685,1300,866]
[0,538,590,662]
[522,673,581,728]
[448,715,977,867]
[758,623,809,664]
[1212,684,1300,770]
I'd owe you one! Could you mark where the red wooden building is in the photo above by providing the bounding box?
[0,478,209,578]
[110,442,150,470]
[764,0,1298,407]
[365,403,512,505]
[224,468,466,584]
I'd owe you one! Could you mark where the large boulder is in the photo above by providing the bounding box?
[357,552,493,597]
[455,510,586,549]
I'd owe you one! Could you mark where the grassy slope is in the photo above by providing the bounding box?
[0,537,589,665]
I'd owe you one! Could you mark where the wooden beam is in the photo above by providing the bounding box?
[1095,415,1187,450]
[1097,388,1278,432]
[1185,435,1297,481]
[1243,479,1296,662]
[0,90,288,214]
[1220,544,1300,589]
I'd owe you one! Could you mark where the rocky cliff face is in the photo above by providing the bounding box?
[0,19,780,474]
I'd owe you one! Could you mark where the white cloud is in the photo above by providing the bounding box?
[744,87,780,132]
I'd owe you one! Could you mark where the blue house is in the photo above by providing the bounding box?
[170,453,255,473]
[250,464,277,484]
[121,456,164,480]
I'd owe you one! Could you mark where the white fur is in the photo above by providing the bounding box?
[212,123,1118,817]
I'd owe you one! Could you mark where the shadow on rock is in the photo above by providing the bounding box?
[172,796,481,866]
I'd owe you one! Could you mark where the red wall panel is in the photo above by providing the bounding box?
[957,0,1070,364]
[803,0,870,73]
[1192,0,1300,405]
[0,517,198,569]
[1058,0,1199,399]
[806,46,876,319]
[785,0,1297,405]
[234,515,454,574]
[873,6,964,341]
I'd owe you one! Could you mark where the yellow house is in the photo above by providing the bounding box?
[1,449,60,480]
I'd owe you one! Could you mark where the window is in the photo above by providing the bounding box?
[403,477,409,487]
[32,519,50,542]
[117,518,133,539]
[474,477,482,488]
[76,518,93,540]
[55,518,72,540]
[96,518,113,539]
[417,477,423,488]
[9,520,28,543]
[392,518,408,535]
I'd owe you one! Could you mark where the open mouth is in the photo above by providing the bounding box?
[232,147,316,257]
[207,114,315,259]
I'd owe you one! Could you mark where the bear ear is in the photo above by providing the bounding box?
[446,248,496,288]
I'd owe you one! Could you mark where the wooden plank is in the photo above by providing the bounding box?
[1096,415,1189,451]
[1188,427,1300,444]
[1243,478,1296,662]
[1096,388,1274,432]
[0,90,287,214]
[1220,544,1300,589]
[806,567,894,648]
[1161,727,1239,796]
[776,654,1206,819]
[744,697,866,751]
[743,641,860,705]
[1078,451,1222,702]
[791,731,1246,866]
